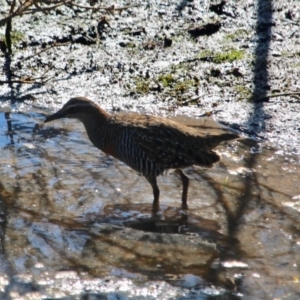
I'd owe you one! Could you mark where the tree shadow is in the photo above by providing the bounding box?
[229,0,273,235]
[217,0,274,295]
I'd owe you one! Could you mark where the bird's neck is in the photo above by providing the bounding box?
[79,107,110,150]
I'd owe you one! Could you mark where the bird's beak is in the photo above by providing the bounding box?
[44,110,64,123]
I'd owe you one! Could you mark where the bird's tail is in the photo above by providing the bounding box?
[193,133,238,167]
[195,151,220,167]
[206,133,239,149]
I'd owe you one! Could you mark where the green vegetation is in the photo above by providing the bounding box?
[126,42,136,48]
[0,30,24,53]
[199,50,214,60]
[8,30,24,44]
[134,73,199,95]
[224,29,249,41]
[213,49,244,63]
[281,50,294,58]
[235,85,252,101]
[170,62,188,72]
[135,78,150,94]
[174,79,197,93]
[158,73,175,88]
[0,31,24,44]
[221,176,230,189]
[199,49,245,64]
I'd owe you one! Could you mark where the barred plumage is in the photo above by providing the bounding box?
[44,97,238,210]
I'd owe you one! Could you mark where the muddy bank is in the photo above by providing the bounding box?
[0,0,300,152]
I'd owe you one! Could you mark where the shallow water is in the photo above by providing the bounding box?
[0,109,300,299]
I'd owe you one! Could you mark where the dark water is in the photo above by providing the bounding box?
[0,110,299,299]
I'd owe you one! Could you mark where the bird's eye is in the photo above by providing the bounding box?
[70,107,78,113]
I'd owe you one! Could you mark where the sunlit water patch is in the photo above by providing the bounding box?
[0,110,299,299]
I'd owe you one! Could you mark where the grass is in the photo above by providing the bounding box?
[135,78,150,94]
[213,49,245,63]
[3,30,24,45]
[158,73,175,88]
[199,49,245,64]
[235,85,252,101]
[199,50,214,60]
[174,78,198,94]
[224,29,249,41]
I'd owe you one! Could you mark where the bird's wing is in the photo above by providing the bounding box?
[133,122,233,168]
[133,124,198,168]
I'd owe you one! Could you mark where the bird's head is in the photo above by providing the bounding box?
[44,97,108,123]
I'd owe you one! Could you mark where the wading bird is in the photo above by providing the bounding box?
[44,97,238,210]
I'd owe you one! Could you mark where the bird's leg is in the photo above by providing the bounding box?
[175,169,189,210]
[145,175,160,212]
